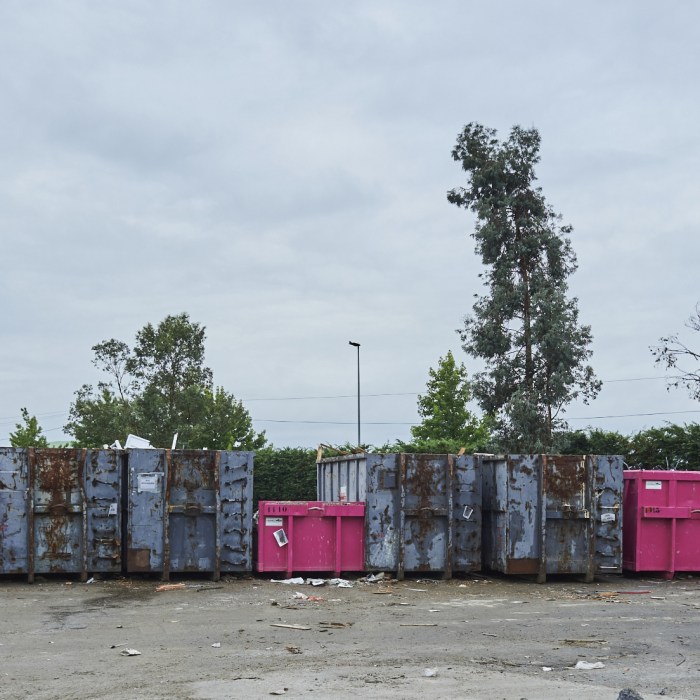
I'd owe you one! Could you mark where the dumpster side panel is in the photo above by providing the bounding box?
[505,455,540,574]
[543,455,593,576]
[402,454,449,573]
[32,449,84,575]
[365,454,400,571]
[220,451,254,573]
[594,455,623,574]
[453,455,481,572]
[168,451,217,572]
[257,501,364,576]
[482,455,623,579]
[0,448,29,574]
[127,449,166,572]
[84,450,123,573]
[623,470,700,576]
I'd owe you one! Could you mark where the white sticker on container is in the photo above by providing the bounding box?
[265,517,283,527]
[463,506,474,521]
[108,503,118,516]
[645,480,663,490]
[137,473,160,493]
[600,512,616,522]
[273,529,288,547]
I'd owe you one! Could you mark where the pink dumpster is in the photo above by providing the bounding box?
[623,470,700,578]
[257,501,365,577]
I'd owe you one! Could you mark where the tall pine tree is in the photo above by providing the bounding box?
[448,123,600,451]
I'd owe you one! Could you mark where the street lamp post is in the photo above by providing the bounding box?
[348,341,361,446]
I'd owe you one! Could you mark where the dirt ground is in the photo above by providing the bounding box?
[1,572,698,700]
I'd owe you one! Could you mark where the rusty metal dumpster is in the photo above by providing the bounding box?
[480,454,623,582]
[316,453,481,579]
[0,448,123,581]
[257,501,365,577]
[126,449,253,578]
[623,469,700,578]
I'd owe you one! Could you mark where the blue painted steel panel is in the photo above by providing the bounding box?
[0,448,29,574]
[127,449,253,577]
[480,454,623,582]
[0,448,123,579]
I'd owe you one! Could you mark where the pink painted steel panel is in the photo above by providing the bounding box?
[256,501,365,577]
[623,470,700,578]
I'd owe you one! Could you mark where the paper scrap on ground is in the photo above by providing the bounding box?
[575,660,605,670]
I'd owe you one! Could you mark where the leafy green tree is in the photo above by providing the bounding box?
[554,428,631,457]
[411,350,492,449]
[9,408,49,448]
[628,423,700,470]
[448,123,601,451]
[65,313,265,449]
[188,387,266,450]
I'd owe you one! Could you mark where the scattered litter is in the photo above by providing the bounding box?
[270,624,311,631]
[269,689,288,696]
[110,643,128,649]
[271,577,305,585]
[116,625,123,629]
[616,590,651,595]
[575,660,605,670]
[542,666,553,672]
[211,643,221,648]
[85,577,95,584]
[562,639,608,646]
[400,623,437,627]
[196,586,224,592]
[293,592,309,600]
[423,668,438,678]
[307,596,325,602]
[308,578,326,587]
[405,588,427,593]
[482,633,498,638]
[65,582,72,586]
[373,589,393,595]
[650,596,665,600]
[329,578,353,588]
[286,645,302,654]
[156,583,186,592]
[428,609,440,613]
[320,621,353,628]
[119,648,142,656]
[363,573,386,583]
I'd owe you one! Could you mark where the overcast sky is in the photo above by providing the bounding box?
[2,1,700,449]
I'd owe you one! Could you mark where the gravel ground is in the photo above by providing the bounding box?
[1,573,698,699]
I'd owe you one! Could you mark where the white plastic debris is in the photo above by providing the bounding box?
[423,668,438,678]
[329,578,353,588]
[542,666,553,672]
[271,577,305,585]
[85,577,95,584]
[307,578,326,587]
[365,573,385,583]
[575,660,605,670]
[124,434,153,449]
[119,648,142,656]
[211,642,221,648]
[293,592,309,600]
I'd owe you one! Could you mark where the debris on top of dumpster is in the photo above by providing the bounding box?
[124,434,153,449]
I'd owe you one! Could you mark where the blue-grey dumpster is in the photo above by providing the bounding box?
[0,448,123,581]
[126,449,253,579]
[317,453,481,579]
[480,454,623,582]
